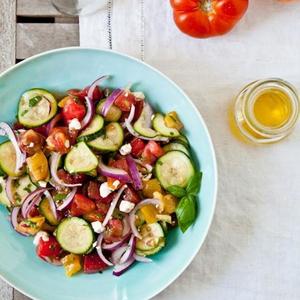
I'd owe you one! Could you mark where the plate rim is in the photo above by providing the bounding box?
[0,46,218,300]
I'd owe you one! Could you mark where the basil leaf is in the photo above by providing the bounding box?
[186,172,202,196]
[176,195,196,233]
[29,95,42,107]
[167,185,186,198]
[0,184,3,193]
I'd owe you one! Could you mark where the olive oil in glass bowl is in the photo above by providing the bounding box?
[233,78,300,144]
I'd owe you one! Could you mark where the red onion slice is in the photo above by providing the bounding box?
[129,198,161,239]
[102,185,127,227]
[102,233,131,251]
[111,245,128,265]
[56,187,77,211]
[124,106,169,142]
[46,113,61,135]
[126,155,143,190]
[113,256,135,276]
[0,122,26,171]
[44,190,57,220]
[21,188,47,218]
[119,234,136,264]
[98,159,131,183]
[5,176,15,204]
[50,153,82,188]
[133,253,152,263]
[11,207,29,236]
[122,215,131,236]
[87,75,109,100]
[96,233,114,266]
[81,96,95,130]
[101,88,122,117]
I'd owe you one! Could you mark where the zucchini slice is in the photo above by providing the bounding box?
[56,217,94,254]
[64,142,98,174]
[0,177,10,207]
[39,197,59,225]
[155,150,195,189]
[136,223,165,256]
[173,134,189,147]
[88,122,124,152]
[77,115,104,142]
[133,103,158,138]
[152,114,180,137]
[18,89,57,127]
[163,143,190,157]
[0,141,24,177]
[96,99,122,122]
[12,175,37,205]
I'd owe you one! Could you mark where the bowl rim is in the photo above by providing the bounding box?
[0,46,218,300]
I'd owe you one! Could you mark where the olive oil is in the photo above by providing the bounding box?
[233,79,299,144]
[253,89,292,128]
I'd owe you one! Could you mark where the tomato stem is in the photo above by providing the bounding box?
[199,0,213,13]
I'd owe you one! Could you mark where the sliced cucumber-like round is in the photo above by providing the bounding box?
[12,175,37,205]
[152,113,180,137]
[0,177,10,207]
[18,89,57,127]
[136,223,165,256]
[163,143,190,157]
[88,122,124,152]
[65,142,98,174]
[39,197,59,225]
[155,150,195,189]
[173,134,189,147]
[96,99,122,122]
[56,217,94,254]
[133,103,158,138]
[0,141,24,177]
[78,115,104,141]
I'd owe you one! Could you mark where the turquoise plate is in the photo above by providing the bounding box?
[0,48,217,300]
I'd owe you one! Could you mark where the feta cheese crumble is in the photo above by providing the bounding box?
[119,200,135,213]
[38,181,47,187]
[99,182,113,198]
[68,118,81,131]
[33,231,49,246]
[91,221,105,233]
[119,143,132,156]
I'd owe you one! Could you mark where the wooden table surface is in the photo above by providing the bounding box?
[0,1,79,299]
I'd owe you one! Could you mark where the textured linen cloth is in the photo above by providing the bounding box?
[80,1,300,299]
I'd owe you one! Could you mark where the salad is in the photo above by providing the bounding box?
[0,76,202,277]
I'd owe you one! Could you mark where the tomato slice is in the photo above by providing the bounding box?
[86,181,101,201]
[142,141,164,164]
[83,252,108,274]
[62,97,86,122]
[46,127,71,154]
[130,138,146,157]
[70,194,96,217]
[109,158,129,173]
[57,169,86,185]
[36,236,62,259]
[83,210,105,223]
[123,185,141,204]
[114,91,136,112]
[68,86,103,101]
[103,219,124,243]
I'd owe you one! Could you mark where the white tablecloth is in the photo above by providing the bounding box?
[80,1,300,299]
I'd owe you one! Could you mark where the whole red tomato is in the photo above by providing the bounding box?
[170,0,248,38]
